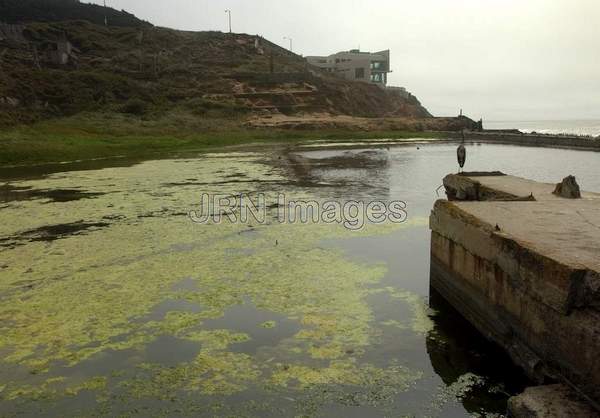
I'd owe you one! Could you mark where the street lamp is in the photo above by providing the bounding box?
[225,9,232,33]
[283,36,293,52]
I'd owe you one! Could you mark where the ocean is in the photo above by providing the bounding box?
[484,120,600,137]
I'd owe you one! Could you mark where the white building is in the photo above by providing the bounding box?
[306,49,391,87]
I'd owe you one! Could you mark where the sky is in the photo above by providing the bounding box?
[90,0,600,121]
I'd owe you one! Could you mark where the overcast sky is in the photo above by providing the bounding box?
[91,0,600,121]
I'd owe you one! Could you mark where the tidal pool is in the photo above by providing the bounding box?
[1,141,599,417]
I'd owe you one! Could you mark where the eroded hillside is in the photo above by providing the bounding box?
[1,15,432,127]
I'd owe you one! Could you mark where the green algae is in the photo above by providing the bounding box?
[122,351,261,397]
[428,373,487,413]
[384,287,436,334]
[271,359,422,389]
[3,375,108,402]
[0,151,432,412]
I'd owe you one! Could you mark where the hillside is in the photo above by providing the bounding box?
[0,0,441,129]
[0,0,149,27]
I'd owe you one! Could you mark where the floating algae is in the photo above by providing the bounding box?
[384,287,436,335]
[0,151,434,415]
[426,373,488,414]
[271,359,422,389]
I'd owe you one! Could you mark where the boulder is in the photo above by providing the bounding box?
[553,175,581,199]
[508,385,599,417]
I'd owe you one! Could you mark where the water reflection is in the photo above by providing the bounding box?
[282,149,391,199]
[290,142,599,416]
[427,289,529,414]
[1,142,599,417]
[202,301,302,354]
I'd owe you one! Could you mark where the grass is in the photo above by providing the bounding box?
[0,111,438,167]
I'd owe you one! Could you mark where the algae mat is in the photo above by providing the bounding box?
[0,149,511,417]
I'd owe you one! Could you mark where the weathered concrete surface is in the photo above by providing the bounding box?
[444,173,600,201]
[447,131,600,152]
[430,173,600,412]
[508,385,600,418]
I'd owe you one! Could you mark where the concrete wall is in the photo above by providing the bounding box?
[227,72,315,85]
[430,199,600,407]
[456,131,600,151]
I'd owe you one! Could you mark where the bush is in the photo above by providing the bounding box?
[120,99,148,115]
[186,98,248,118]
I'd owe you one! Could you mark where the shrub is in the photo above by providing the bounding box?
[186,98,248,118]
[120,99,148,115]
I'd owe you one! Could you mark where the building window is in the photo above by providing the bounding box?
[370,61,383,70]
[355,68,365,79]
[370,73,383,83]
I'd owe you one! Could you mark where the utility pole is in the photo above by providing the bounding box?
[103,0,108,27]
[283,36,293,52]
[225,9,232,33]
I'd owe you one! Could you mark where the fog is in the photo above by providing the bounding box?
[90,0,600,121]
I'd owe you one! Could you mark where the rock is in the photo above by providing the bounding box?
[508,385,599,417]
[553,175,581,199]
[0,97,20,107]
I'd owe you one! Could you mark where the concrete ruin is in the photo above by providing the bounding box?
[46,36,78,65]
[430,172,600,417]
[0,22,25,43]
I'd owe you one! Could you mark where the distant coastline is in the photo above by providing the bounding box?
[484,119,600,137]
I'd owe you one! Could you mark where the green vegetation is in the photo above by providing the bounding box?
[0,0,148,27]
[0,111,437,167]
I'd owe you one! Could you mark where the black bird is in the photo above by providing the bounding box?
[457,130,466,173]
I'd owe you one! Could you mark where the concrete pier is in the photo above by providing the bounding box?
[429,173,600,416]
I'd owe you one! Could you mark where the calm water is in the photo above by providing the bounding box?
[485,119,600,137]
[1,141,599,417]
